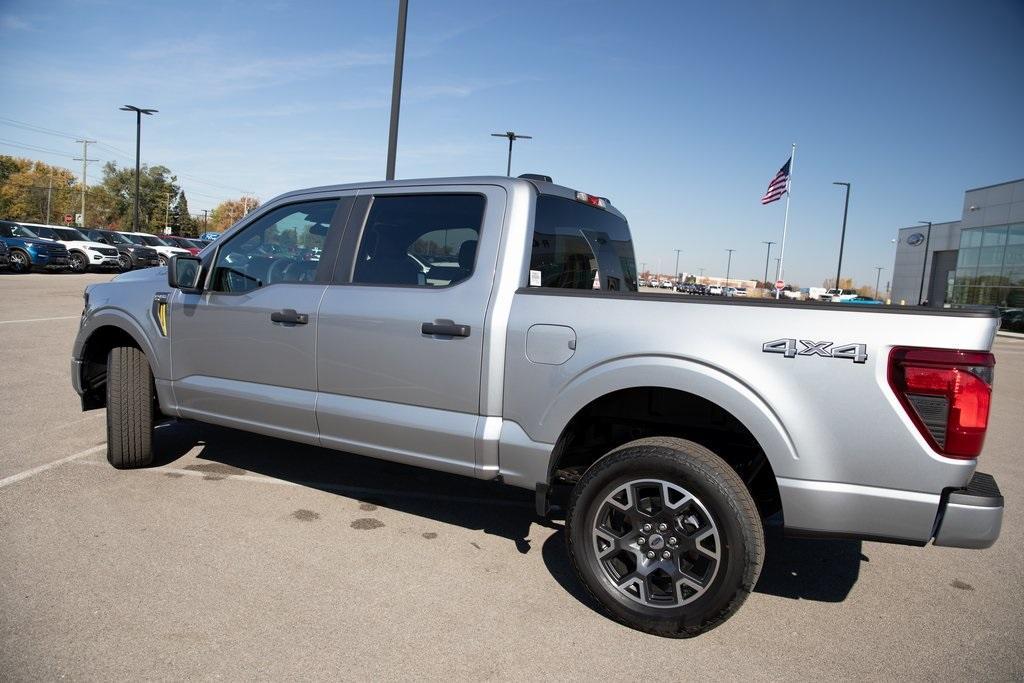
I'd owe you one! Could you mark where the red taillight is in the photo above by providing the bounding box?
[888,347,995,459]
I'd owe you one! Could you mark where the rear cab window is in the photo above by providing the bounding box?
[529,195,637,291]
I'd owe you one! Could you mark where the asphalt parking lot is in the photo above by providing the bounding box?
[1,272,1021,680]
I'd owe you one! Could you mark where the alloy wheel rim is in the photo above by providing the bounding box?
[591,478,721,609]
[12,252,28,271]
[71,254,86,272]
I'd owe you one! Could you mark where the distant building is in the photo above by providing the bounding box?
[891,178,1024,308]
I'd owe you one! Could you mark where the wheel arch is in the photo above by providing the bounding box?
[76,310,167,410]
[539,357,797,518]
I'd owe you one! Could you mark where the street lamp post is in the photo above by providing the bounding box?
[385,0,409,181]
[917,220,933,305]
[832,181,851,292]
[490,131,532,176]
[761,240,776,289]
[725,249,735,288]
[120,105,157,232]
[698,267,705,283]
[874,266,885,300]
[673,248,681,283]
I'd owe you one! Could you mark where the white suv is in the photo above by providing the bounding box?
[120,232,191,265]
[26,224,121,272]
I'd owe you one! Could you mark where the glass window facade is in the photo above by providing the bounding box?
[950,224,1024,307]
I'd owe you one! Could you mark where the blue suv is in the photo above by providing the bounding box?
[0,220,71,273]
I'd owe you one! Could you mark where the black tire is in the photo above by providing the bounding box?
[106,346,155,468]
[117,254,132,271]
[567,437,764,638]
[9,249,31,273]
[69,251,89,273]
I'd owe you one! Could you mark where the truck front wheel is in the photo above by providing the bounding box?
[566,437,764,637]
[105,346,155,468]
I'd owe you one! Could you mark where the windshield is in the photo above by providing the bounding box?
[100,231,133,245]
[54,228,87,241]
[10,225,42,239]
[122,234,147,245]
[139,234,170,247]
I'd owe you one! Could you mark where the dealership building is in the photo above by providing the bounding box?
[891,178,1024,309]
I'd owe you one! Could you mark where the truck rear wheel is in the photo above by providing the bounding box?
[566,437,764,637]
[106,346,155,468]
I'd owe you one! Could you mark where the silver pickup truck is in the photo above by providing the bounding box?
[72,175,1004,637]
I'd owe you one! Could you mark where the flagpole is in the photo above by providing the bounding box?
[775,142,796,300]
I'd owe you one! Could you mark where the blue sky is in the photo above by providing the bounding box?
[1,0,1021,287]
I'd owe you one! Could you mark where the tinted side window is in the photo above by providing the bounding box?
[530,195,637,291]
[352,194,485,287]
[211,199,337,293]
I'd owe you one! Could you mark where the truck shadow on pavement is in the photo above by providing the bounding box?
[155,420,864,608]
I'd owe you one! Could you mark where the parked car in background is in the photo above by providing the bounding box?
[733,287,748,297]
[841,296,884,305]
[660,280,673,289]
[85,228,160,270]
[26,224,120,273]
[823,288,859,302]
[722,286,737,297]
[0,238,9,269]
[707,285,723,295]
[119,232,191,265]
[161,236,206,256]
[0,220,70,273]
[999,308,1023,332]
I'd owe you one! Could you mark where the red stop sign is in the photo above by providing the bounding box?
[775,280,785,290]
[63,214,74,224]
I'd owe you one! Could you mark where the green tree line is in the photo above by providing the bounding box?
[0,155,258,236]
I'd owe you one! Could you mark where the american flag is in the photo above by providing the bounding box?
[761,158,791,205]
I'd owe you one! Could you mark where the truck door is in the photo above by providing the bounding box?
[168,195,351,442]
[315,185,506,476]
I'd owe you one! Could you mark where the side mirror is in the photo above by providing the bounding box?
[168,255,203,292]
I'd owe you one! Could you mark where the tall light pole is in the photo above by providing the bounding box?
[698,267,705,283]
[917,220,933,305]
[490,131,532,176]
[120,105,157,232]
[832,181,851,291]
[874,266,885,300]
[725,249,735,287]
[761,240,776,289]
[673,248,681,282]
[385,0,408,181]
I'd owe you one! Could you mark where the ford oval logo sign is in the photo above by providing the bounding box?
[906,232,925,246]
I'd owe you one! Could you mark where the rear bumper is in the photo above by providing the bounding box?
[778,472,1003,548]
[933,472,1003,549]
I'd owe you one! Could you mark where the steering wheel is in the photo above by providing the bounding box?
[265,258,294,285]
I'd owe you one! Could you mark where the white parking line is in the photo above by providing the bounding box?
[0,444,106,490]
[0,315,80,324]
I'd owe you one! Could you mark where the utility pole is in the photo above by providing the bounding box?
[640,262,648,278]
[761,240,776,289]
[917,220,933,305]
[385,0,409,181]
[74,139,96,226]
[698,267,705,283]
[725,249,735,288]
[490,131,532,176]
[673,249,681,283]
[45,171,53,224]
[165,192,171,232]
[832,182,851,293]
[874,266,885,300]
[201,209,209,228]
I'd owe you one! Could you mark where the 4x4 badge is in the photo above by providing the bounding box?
[762,338,868,364]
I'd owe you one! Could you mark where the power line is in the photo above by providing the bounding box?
[0,116,83,140]
[0,138,90,161]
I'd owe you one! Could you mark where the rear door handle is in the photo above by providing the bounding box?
[271,309,309,325]
[421,319,471,337]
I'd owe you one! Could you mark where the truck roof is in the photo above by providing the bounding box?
[270,175,627,221]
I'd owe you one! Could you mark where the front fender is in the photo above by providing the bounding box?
[74,306,170,380]
[532,355,801,481]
